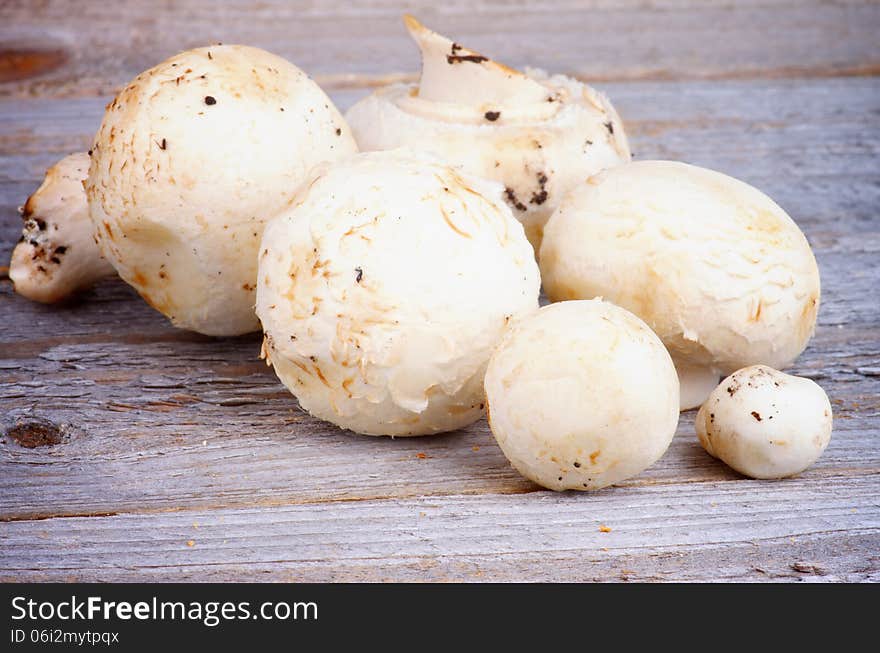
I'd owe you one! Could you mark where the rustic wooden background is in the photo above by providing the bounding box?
[1,0,878,582]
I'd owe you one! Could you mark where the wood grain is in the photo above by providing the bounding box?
[2,477,877,582]
[0,0,878,582]
[0,0,878,98]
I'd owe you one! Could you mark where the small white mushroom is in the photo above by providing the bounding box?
[540,160,821,410]
[86,45,357,336]
[345,15,631,251]
[696,365,833,479]
[256,149,541,436]
[9,152,113,303]
[484,299,680,491]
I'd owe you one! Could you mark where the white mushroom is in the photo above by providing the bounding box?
[696,365,832,479]
[256,149,540,436]
[540,160,821,410]
[484,299,680,491]
[9,152,113,303]
[86,45,357,336]
[345,15,630,251]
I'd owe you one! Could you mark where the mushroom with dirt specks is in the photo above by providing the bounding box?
[257,149,540,436]
[540,160,821,410]
[9,152,114,303]
[696,365,832,478]
[484,299,680,490]
[86,45,357,336]
[345,15,630,252]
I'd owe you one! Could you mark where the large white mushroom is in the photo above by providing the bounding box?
[86,45,357,336]
[540,160,821,410]
[484,299,680,491]
[696,365,833,479]
[256,149,541,436]
[9,153,114,303]
[345,15,630,251]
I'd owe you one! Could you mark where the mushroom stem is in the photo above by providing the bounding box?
[674,359,721,411]
[404,14,549,106]
[9,152,114,303]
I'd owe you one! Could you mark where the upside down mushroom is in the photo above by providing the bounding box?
[540,160,821,410]
[9,152,114,303]
[86,45,357,336]
[696,365,833,479]
[484,299,680,491]
[257,149,541,436]
[345,15,630,251]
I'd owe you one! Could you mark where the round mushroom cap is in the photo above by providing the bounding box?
[345,16,630,252]
[484,299,680,491]
[540,160,821,409]
[86,45,357,336]
[696,365,832,479]
[256,149,541,436]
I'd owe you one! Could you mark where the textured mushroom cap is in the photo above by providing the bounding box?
[345,17,630,251]
[696,365,832,479]
[257,150,540,436]
[86,45,356,336]
[484,299,680,491]
[10,152,114,303]
[540,160,820,408]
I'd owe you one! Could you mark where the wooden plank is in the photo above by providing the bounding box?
[1,0,878,98]
[1,77,878,527]
[1,476,877,581]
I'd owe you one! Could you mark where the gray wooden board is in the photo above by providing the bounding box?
[1,477,878,582]
[0,1,878,582]
[2,0,878,97]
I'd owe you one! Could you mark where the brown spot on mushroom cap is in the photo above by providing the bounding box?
[530,172,549,205]
[750,298,763,322]
[440,206,472,238]
[313,364,331,387]
[447,53,488,64]
[504,187,527,212]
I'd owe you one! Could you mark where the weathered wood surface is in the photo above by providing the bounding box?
[3,478,878,582]
[2,0,878,97]
[1,0,879,582]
